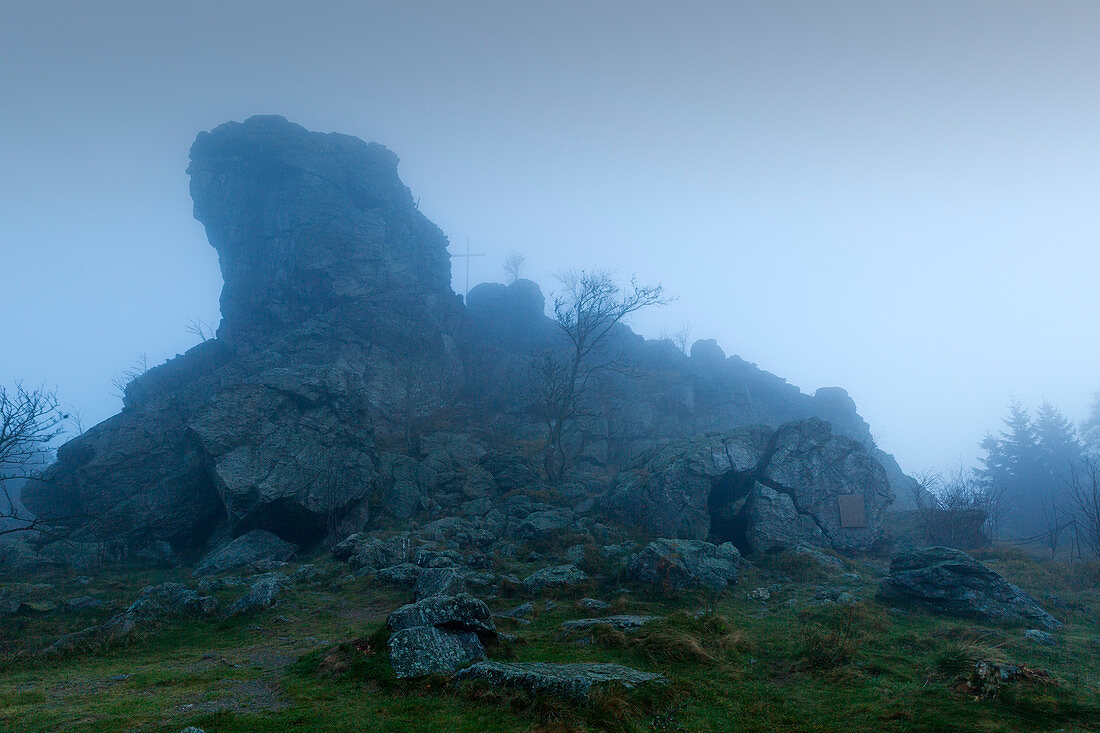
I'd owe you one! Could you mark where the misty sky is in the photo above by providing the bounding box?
[2,1,1098,474]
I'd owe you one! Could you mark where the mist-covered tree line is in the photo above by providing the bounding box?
[915,395,1100,556]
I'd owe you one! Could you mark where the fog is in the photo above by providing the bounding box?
[3,0,1099,474]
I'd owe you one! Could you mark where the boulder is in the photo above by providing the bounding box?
[192,530,297,575]
[454,662,666,701]
[387,594,496,636]
[876,547,1060,628]
[226,573,289,617]
[388,626,485,678]
[626,538,740,591]
[520,565,588,594]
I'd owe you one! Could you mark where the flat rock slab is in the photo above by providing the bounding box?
[559,615,662,632]
[454,661,666,701]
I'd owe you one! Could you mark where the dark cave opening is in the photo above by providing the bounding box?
[707,469,756,552]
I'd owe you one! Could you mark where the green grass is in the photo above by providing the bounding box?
[0,546,1098,732]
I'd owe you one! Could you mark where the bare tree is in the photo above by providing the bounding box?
[1069,456,1100,557]
[910,466,1001,548]
[529,269,667,481]
[659,323,693,355]
[186,317,216,343]
[503,251,526,284]
[111,353,149,400]
[0,383,66,537]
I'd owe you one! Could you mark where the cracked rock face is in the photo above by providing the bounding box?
[603,418,893,553]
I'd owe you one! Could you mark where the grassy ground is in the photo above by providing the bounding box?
[1,547,1098,732]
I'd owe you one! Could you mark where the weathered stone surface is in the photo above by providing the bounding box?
[876,547,1060,629]
[414,567,466,600]
[388,626,485,678]
[602,419,892,554]
[626,538,740,591]
[192,530,297,576]
[559,615,661,632]
[742,484,826,553]
[226,573,289,617]
[454,662,666,701]
[521,565,588,594]
[761,419,893,553]
[603,427,772,540]
[388,594,496,636]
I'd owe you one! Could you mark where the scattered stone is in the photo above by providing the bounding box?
[454,662,666,701]
[967,661,1053,697]
[388,626,485,678]
[576,598,610,611]
[559,615,661,633]
[626,539,740,591]
[1024,629,1056,646]
[226,573,289,617]
[192,531,297,576]
[46,583,217,655]
[496,601,534,621]
[876,547,1060,629]
[66,596,105,612]
[520,565,588,594]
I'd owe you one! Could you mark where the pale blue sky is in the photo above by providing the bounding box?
[2,1,1098,472]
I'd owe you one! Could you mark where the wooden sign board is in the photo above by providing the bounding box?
[838,493,867,528]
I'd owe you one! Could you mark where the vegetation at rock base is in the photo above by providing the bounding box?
[1,541,1098,732]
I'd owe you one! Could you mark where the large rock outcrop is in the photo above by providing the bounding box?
[602,418,893,553]
[20,115,910,563]
[23,116,462,550]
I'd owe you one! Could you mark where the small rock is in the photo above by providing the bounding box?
[1024,629,1056,646]
[576,598,610,611]
[559,615,661,633]
[520,564,588,594]
[454,661,666,701]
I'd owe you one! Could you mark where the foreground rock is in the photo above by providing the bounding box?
[454,662,666,701]
[388,626,485,678]
[386,593,497,677]
[626,539,740,591]
[876,547,1060,629]
[192,531,297,575]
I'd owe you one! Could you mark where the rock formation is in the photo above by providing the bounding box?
[20,115,909,561]
[603,418,893,553]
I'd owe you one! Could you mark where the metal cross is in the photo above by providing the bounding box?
[450,237,486,300]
